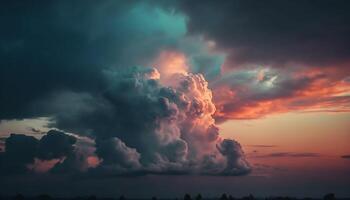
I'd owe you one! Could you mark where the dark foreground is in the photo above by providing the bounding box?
[0,193,349,200]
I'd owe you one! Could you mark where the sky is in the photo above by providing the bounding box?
[0,0,350,198]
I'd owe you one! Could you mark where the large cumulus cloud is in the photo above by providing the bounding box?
[0,67,250,176]
[48,67,250,175]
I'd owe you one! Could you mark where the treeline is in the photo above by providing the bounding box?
[0,193,342,200]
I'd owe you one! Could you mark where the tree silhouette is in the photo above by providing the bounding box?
[323,193,335,200]
[184,194,192,200]
[242,194,255,200]
[88,195,97,200]
[228,195,235,200]
[13,194,24,200]
[152,196,157,200]
[220,194,228,200]
[248,194,255,200]
[195,194,202,200]
[37,194,52,200]
[119,195,126,200]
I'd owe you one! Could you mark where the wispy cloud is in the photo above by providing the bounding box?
[213,68,350,121]
[255,152,321,158]
[248,145,277,148]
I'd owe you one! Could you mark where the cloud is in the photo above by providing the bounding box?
[0,1,348,177]
[0,1,251,176]
[27,127,44,134]
[171,1,350,121]
[95,137,142,170]
[256,152,321,158]
[51,67,250,175]
[36,130,76,160]
[0,1,229,123]
[0,1,349,196]
[0,138,4,152]
[0,134,38,173]
[0,130,79,175]
[0,1,187,120]
[340,155,350,159]
[0,67,250,176]
[179,0,350,67]
[2,1,349,124]
[212,67,350,121]
[248,145,277,148]
[216,139,251,175]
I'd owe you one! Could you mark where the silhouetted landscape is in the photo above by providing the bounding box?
[0,193,349,200]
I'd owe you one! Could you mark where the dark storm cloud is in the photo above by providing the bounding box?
[36,130,76,160]
[0,130,77,175]
[0,0,186,120]
[0,134,38,173]
[179,0,350,67]
[95,137,142,170]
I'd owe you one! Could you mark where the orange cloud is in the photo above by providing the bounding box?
[152,51,189,84]
[27,158,62,173]
[213,66,350,121]
[150,50,350,121]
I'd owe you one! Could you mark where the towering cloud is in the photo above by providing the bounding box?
[57,67,251,175]
[0,67,250,176]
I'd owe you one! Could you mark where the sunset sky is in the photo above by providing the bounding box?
[0,0,349,198]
